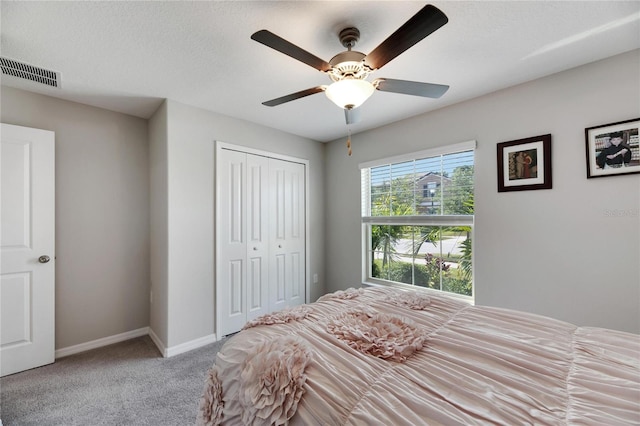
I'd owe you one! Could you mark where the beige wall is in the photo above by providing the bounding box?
[324,49,640,333]
[1,86,150,349]
[148,100,169,346]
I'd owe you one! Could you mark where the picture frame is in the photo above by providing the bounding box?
[585,118,640,178]
[497,134,552,192]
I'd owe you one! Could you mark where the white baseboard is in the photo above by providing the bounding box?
[165,333,217,358]
[55,327,149,359]
[149,328,217,358]
[55,327,217,359]
[148,327,166,357]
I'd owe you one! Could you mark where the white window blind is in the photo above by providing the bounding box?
[361,141,475,219]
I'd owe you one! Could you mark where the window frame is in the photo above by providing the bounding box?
[359,140,476,302]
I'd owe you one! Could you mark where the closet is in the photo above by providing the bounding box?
[216,143,306,336]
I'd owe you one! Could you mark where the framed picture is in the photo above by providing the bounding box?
[585,118,640,178]
[497,134,552,192]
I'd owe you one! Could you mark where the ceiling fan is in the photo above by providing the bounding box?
[251,4,449,125]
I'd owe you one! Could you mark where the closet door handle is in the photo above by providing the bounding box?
[253,247,258,251]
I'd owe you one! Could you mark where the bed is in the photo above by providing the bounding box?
[197,287,640,425]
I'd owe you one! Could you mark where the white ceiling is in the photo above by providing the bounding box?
[1,1,639,142]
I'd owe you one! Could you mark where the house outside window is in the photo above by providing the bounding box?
[419,176,449,214]
[360,141,475,300]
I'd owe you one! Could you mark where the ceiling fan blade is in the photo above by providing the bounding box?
[374,78,449,98]
[262,86,326,107]
[363,5,448,70]
[344,107,361,125]
[251,30,332,72]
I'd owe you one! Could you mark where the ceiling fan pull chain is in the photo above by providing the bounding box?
[346,128,352,156]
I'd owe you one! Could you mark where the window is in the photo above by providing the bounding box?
[422,181,439,198]
[360,141,475,299]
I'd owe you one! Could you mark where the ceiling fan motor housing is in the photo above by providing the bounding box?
[327,27,372,82]
[328,50,369,82]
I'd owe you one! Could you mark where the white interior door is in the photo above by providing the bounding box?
[269,158,305,312]
[1,123,55,377]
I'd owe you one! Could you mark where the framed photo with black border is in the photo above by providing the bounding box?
[585,118,640,178]
[497,134,552,192]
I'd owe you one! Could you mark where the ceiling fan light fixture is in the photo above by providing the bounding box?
[325,79,374,109]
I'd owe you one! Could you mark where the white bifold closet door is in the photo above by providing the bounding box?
[217,148,306,336]
[268,158,306,312]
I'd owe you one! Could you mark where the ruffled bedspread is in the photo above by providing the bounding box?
[198,287,640,425]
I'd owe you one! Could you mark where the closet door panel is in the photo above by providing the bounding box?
[274,168,286,240]
[289,166,302,239]
[269,158,305,310]
[247,258,263,312]
[290,252,303,301]
[228,260,244,316]
[287,162,306,307]
[246,154,269,320]
[269,165,287,311]
[274,254,286,305]
[218,149,247,335]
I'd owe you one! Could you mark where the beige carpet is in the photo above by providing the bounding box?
[0,335,226,425]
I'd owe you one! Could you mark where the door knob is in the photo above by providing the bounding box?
[38,255,51,263]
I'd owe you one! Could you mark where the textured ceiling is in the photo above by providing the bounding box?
[1,1,639,142]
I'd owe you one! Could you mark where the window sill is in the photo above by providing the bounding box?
[361,279,474,305]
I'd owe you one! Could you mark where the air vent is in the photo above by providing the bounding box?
[0,57,61,88]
